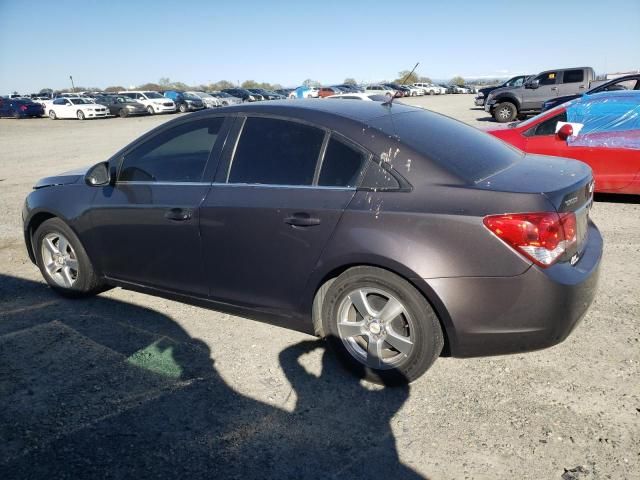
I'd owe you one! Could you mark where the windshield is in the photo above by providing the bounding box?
[144,92,163,99]
[191,91,211,98]
[183,93,199,100]
[215,92,231,98]
[70,98,90,105]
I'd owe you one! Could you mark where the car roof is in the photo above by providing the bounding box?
[204,98,419,123]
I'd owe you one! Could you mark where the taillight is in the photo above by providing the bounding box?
[483,211,577,267]
[20,105,27,111]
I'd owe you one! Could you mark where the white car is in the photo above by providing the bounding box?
[403,85,424,96]
[46,97,109,120]
[450,85,471,94]
[364,85,395,97]
[413,83,446,95]
[186,91,221,108]
[326,93,389,101]
[118,91,176,114]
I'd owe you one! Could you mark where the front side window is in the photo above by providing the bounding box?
[119,117,223,183]
[318,136,368,187]
[563,70,584,84]
[228,117,324,185]
[537,72,558,86]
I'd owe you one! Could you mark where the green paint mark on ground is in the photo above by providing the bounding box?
[127,339,183,379]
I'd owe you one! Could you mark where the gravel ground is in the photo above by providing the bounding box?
[0,95,638,480]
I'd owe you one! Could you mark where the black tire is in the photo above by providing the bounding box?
[77,110,85,120]
[179,103,188,113]
[49,110,57,120]
[493,101,517,123]
[321,266,444,385]
[33,218,103,298]
[147,106,155,115]
[119,108,128,118]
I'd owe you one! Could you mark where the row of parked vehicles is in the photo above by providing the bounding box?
[476,67,640,123]
[1,80,478,120]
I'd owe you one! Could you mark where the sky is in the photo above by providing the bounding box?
[1,0,639,93]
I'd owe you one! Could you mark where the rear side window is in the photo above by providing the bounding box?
[228,117,324,185]
[119,117,223,182]
[563,70,584,84]
[318,136,368,187]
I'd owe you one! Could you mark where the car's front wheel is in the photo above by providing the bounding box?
[493,102,517,123]
[147,106,155,115]
[77,110,85,120]
[321,267,444,384]
[49,110,57,120]
[119,108,128,118]
[34,218,103,297]
[179,103,188,113]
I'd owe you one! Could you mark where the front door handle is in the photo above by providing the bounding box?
[165,207,193,221]
[284,213,321,227]
[551,87,558,91]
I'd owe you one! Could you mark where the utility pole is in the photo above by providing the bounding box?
[69,75,76,93]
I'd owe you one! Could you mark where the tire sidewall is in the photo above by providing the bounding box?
[494,102,517,123]
[322,267,443,384]
[33,218,97,296]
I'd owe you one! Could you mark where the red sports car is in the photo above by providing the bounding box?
[488,91,640,194]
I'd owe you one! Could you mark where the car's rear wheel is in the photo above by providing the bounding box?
[119,108,128,118]
[493,102,517,123]
[49,110,57,120]
[321,267,443,385]
[34,218,103,297]
[77,110,85,120]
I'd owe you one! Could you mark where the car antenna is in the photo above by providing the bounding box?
[383,62,419,107]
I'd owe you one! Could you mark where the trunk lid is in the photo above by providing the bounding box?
[476,154,594,262]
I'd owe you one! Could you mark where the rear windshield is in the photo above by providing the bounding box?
[369,110,522,182]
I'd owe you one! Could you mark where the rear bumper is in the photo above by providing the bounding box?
[427,221,602,358]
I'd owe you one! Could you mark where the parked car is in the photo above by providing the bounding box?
[162,91,205,113]
[45,97,109,120]
[449,85,470,94]
[222,88,261,102]
[208,91,242,106]
[332,84,360,93]
[0,97,44,118]
[475,75,531,106]
[413,83,444,95]
[275,88,295,97]
[364,85,394,97]
[118,91,176,115]
[247,88,285,100]
[485,67,596,122]
[94,95,148,118]
[289,86,319,99]
[23,100,601,384]
[326,93,389,101]
[488,91,640,194]
[186,91,222,108]
[383,84,412,97]
[542,74,640,111]
[402,85,423,96]
[318,87,343,98]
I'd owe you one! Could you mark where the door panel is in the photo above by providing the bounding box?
[200,185,355,313]
[522,72,559,110]
[90,184,210,294]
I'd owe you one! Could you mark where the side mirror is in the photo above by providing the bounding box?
[556,123,574,141]
[525,80,539,89]
[85,162,111,186]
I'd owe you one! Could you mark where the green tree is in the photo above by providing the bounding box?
[207,80,235,91]
[38,88,53,95]
[302,78,321,87]
[343,78,357,85]
[170,81,189,91]
[241,80,260,89]
[450,76,465,86]
[138,83,163,91]
[394,70,419,85]
[104,86,125,93]
[417,76,432,83]
[159,77,171,86]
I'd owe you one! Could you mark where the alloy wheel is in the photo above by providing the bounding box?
[40,232,79,288]
[336,288,415,370]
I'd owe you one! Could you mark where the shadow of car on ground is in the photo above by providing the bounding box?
[0,274,427,480]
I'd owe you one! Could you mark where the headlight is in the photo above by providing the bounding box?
[477,92,484,98]
[249,95,255,101]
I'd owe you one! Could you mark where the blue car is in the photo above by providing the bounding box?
[0,97,44,118]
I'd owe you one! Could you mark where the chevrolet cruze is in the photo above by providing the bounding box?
[22,100,602,383]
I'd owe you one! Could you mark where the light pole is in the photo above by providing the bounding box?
[69,75,76,93]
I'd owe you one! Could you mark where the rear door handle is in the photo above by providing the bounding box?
[284,213,321,227]
[165,207,193,221]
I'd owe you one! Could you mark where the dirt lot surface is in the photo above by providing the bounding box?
[1,95,638,479]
